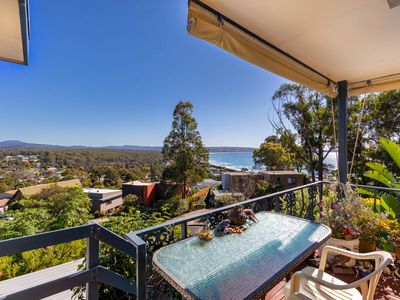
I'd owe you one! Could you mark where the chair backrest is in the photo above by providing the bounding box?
[358,251,392,300]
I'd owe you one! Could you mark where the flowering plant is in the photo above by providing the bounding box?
[379,219,400,246]
[321,184,387,241]
[320,186,359,239]
[352,205,387,242]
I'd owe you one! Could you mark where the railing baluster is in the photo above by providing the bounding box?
[86,225,100,300]
[181,222,188,240]
[318,181,323,212]
[299,188,305,217]
[256,197,267,211]
[274,196,280,212]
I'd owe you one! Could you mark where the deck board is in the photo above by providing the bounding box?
[264,280,286,300]
[0,259,82,300]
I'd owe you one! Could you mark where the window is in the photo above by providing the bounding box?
[288,177,297,184]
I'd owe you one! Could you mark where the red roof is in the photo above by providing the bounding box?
[0,198,9,207]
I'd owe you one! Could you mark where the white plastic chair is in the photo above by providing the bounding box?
[284,245,392,300]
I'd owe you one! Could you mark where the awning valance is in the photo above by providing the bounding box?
[187,0,400,97]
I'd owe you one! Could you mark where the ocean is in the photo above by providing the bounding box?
[209,152,255,170]
[209,151,338,171]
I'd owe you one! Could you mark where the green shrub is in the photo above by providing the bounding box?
[215,194,245,208]
[158,196,189,217]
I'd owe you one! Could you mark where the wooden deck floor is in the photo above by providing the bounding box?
[263,271,400,300]
[264,280,287,300]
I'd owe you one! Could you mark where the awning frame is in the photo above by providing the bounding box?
[0,0,30,65]
[191,0,334,85]
[188,0,400,98]
[18,0,30,65]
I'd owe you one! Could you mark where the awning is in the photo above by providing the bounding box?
[187,0,400,97]
[0,0,30,65]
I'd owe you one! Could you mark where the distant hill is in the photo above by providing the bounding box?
[0,140,254,152]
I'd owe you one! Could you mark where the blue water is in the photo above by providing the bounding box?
[209,152,255,170]
[209,151,337,171]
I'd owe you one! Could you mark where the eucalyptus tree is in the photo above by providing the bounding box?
[162,101,209,198]
[270,84,334,182]
[253,135,294,170]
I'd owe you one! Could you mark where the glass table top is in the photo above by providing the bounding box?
[153,212,331,300]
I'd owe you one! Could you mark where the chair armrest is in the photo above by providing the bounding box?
[290,269,355,292]
[319,245,391,271]
[321,245,388,260]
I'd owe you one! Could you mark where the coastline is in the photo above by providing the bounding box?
[210,164,241,172]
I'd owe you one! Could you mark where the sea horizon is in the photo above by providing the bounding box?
[209,151,338,171]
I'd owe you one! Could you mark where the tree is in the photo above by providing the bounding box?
[270,84,334,182]
[0,186,91,280]
[368,91,400,143]
[117,194,138,213]
[253,135,294,170]
[103,167,122,188]
[8,186,91,231]
[344,91,400,182]
[162,101,209,198]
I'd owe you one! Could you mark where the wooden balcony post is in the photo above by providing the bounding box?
[86,225,100,300]
[338,80,348,184]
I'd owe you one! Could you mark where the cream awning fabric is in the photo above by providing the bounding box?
[187,0,400,97]
[0,0,30,65]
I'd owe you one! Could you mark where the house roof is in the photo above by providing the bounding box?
[0,190,17,199]
[223,172,253,176]
[0,199,10,207]
[188,0,400,97]
[260,171,303,176]
[14,179,82,199]
[123,181,156,186]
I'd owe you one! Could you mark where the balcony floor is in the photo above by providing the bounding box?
[266,269,400,300]
[264,280,286,300]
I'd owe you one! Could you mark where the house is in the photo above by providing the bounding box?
[0,190,17,213]
[259,171,304,189]
[11,179,82,202]
[221,171,263,191]
[0,199,10,214]
[193,179,221,189]
[122,181,157,207]
[221,170,304,192]
[83,188,123,214]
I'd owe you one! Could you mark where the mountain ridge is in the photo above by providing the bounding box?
[0,140,254,152]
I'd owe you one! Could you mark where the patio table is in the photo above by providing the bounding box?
[153,212,331,300]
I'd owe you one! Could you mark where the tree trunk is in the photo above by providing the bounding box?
[318,151,324,182]
[310,168,316,182]
[182,179,187,199]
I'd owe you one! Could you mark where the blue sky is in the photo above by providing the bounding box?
[0,0,287,147]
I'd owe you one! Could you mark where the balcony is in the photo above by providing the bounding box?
[0,181,397,299]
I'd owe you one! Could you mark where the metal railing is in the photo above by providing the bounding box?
[350,183,400,212]
[126,181,325,299]
[3,181,397,299]
[0,223,140,300]
[0,181,326,300]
